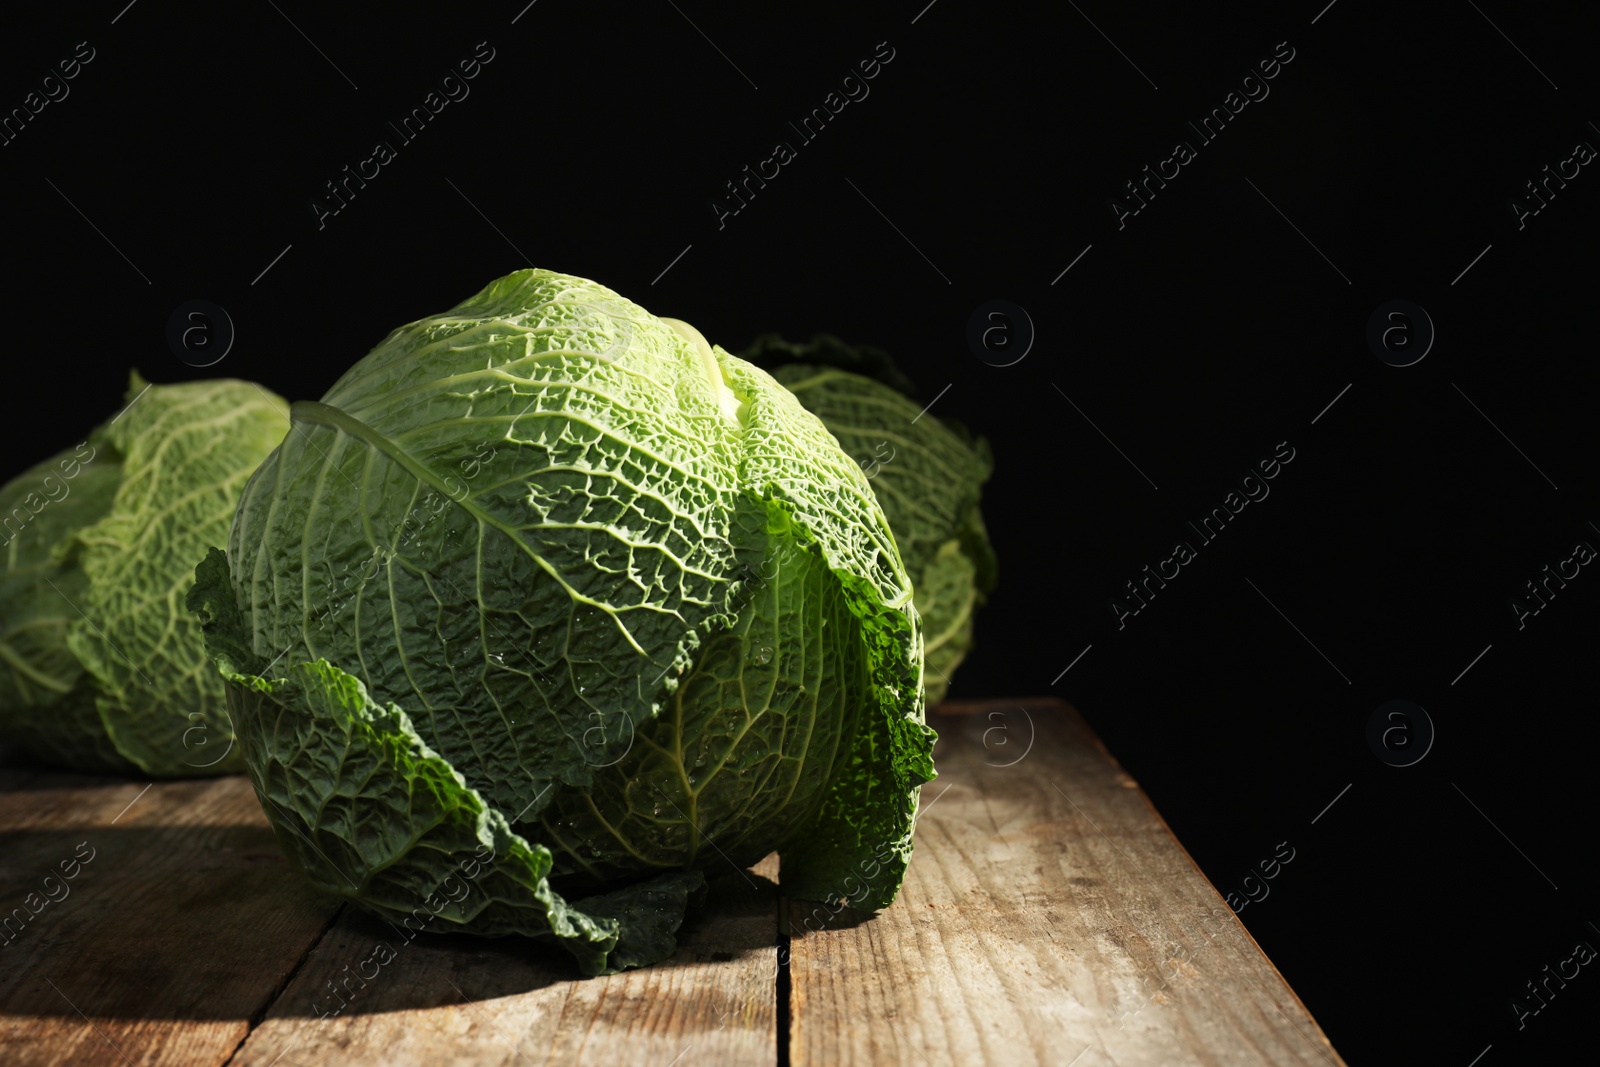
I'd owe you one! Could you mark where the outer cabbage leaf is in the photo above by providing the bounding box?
[739,340,997,705]
[193,269,933,974]
[0,373,289,775]
[184,570,704,977]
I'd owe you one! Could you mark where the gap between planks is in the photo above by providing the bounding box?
[1,699,1345,1066]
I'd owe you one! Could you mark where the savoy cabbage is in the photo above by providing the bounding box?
[188,269,936,975]
[0,373,289,775]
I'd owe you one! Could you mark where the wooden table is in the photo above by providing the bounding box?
[0,699,1345,1066]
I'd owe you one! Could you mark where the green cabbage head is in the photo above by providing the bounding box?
[741,335,997,705]
[187,269,935,975]
[0,373,289,775]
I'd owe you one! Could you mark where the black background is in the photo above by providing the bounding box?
[3,2,1597,1063]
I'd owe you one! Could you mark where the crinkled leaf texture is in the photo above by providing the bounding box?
[741,343,997,706]
[0,373,289,775]
[189,269,934,975]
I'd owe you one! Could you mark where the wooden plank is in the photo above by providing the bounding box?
[3,700,1347,1066]
[786,699,1347,1067]
[226,854,780,1067]
[0,770,343,1067]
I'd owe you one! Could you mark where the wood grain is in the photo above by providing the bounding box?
[0,700,1347,1066]
[226,854,780,1067]
[0,770,342,1067]
[786,700,1347,1067]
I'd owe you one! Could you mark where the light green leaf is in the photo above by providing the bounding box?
[1,374,289,775]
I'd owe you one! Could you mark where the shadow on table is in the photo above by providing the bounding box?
[0,820,782,1020]
[327,866,783,1016]
[0,762,165,792]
